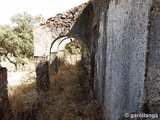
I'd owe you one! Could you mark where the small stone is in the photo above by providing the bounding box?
[156,77,160,81]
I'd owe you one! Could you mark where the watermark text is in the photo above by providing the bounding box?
[125,113,159,119]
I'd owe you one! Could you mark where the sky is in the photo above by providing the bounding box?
[0,0,88,25]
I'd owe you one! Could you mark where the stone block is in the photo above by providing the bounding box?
[0,67,10,119]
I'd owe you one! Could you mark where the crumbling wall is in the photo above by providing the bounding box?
[68,3,94,50]
[70,0,160,120]
[33,3,88,57]
[33,0,160,119]
[0,67,10,119]
[33,4,89,93]
[33,26,53,57]
[91,0,160,119]
[35,57,50,93]
[145,0,160,115]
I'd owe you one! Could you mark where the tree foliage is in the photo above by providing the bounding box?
[0,12,44,68]
[65,42,81,55]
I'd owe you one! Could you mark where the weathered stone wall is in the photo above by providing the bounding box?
[35,57,50,93]
[93,2,108,106]
[68,3,94,89]
[103,1,152,119]
[68,3,94,50]
[0,67,10,119]
[90,0,160,119]
[33,26,53,57]
[33,3,88,57]
[145,0,160,115]
[70,0,160,119]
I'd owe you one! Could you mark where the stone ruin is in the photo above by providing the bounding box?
[1,0,160,120]
[33,2,88,57]
[34,0,160,119]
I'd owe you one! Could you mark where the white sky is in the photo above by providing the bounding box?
[0,0,88,25]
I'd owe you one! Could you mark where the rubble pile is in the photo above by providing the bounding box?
[40,3,88,37]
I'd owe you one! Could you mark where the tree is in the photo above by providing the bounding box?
[0,12,44,69]
[65,42,81,55]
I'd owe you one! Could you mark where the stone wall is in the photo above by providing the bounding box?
[104,1,151,119]
[68,3,94,89]
[0,67,10,119]
[35,57,50,93]
[145,0,160,115]
[70,0,160,119]
[90,0,160,119]
[33,3,88,57]
[33,26,53,57]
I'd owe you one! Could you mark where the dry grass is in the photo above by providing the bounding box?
[41,63,102,120]
[8,83,38,119]
[7,63,102,120]
[7,60,38,119]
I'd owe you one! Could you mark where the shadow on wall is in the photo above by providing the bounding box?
[0,67,13,119]
[49,53,59,73]
[35,55,60,93]
[35,58,50,93]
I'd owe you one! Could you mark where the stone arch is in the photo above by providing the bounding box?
[49,35,90,55]
[49,35,90,74]
[58,37,90,62]
[33,2,93,93]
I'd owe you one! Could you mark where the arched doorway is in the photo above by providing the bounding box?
[48,36,91,86]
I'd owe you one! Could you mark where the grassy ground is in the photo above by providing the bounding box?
[8,63,102,120]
